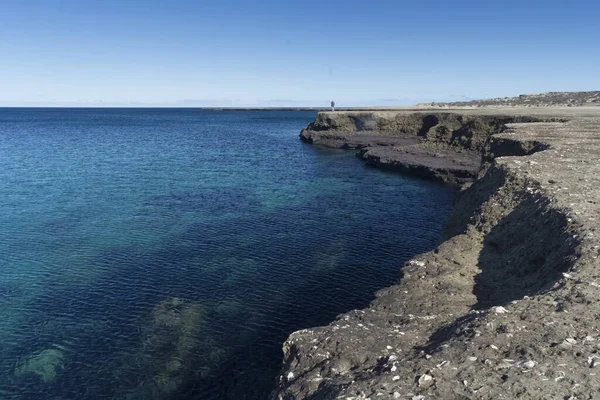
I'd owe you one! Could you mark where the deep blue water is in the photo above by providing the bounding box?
[0,108,456,399]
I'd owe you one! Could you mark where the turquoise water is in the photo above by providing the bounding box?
[0,108,456,399]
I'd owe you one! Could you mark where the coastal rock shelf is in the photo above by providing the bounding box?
[273,108,600,399]
[357,145,480,187]
[299,111,563,186]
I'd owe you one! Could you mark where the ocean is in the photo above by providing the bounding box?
[0,108,456,399]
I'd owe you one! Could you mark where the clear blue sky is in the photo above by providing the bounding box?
[1,0,599,107]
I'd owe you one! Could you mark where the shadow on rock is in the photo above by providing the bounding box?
[473,195,578,309]
[420,192,580,354]
[443,166,507,238]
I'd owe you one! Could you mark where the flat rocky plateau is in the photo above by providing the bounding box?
[421,91,600,108]
[272,106,600,399]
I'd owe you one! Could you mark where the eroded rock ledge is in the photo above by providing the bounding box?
[273,109,600,399]
[299,111,565,186]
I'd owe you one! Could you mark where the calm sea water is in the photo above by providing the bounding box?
[0,108,456,399]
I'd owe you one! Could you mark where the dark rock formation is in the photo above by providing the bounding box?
[300,111,557,186]
[357,144,480,187]
[273,109,600,399]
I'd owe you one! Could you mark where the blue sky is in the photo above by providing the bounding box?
[1,0,599,107]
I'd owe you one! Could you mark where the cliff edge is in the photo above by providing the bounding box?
[299,110,566,186]
[273,107,600,399]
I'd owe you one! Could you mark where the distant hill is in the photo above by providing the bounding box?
[420,91,600,108]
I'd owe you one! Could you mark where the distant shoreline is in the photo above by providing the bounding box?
[0,106,332,111]
[0,106,395,111]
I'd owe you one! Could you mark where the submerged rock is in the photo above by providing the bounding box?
[15,347,65,383]
[118,297,225,399]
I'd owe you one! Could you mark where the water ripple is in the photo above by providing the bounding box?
[0,108,456,399]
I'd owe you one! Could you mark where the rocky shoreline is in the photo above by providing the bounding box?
[298,111,565,186]
[272,107,600,399]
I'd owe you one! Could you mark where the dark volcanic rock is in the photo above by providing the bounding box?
[300,128,421,150]
[357,145,480,186]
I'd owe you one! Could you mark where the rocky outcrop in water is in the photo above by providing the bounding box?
[14,346,65,383]
[357,144,480,187]
[117,297,225,399]
[273,108,600,399]
[299,111,558,186]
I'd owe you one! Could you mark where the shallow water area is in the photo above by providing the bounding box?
[0,108,456,399]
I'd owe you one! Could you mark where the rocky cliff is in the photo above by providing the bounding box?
[299,111,562,186]
[273,108,600,399]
